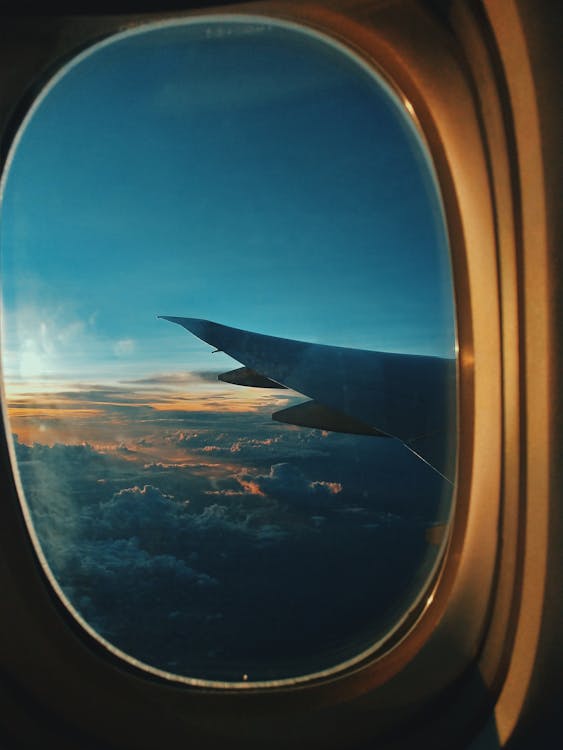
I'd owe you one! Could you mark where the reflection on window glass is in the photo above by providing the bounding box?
[0,18,456,683]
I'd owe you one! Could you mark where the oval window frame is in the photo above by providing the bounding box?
[0,2,510,747]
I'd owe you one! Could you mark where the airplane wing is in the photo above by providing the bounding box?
[159,316,456,482]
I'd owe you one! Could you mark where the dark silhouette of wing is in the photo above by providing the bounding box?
[160,316,456,482]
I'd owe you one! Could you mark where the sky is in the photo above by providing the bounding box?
[1,19,454,389]
[0,18,455,683]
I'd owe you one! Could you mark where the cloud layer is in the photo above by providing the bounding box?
[10,386,451,681]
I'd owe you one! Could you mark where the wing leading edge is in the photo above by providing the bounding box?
[160,316,456,482]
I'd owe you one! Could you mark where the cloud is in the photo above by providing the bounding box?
[13,435,294,560]
[98,484,190,545]
[67,536,216,587]
[6,363,315,461]
[2,302,107,384]
[120,370,221,387]
[112,338,135,356]
[310,479,344,495]
[15,438,111,472]
[172,423,330,462]
[6,379,298,450]
[234,463,342,506]
[9,420,450,681]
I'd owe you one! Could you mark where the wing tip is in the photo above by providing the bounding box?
[158,316,210,331]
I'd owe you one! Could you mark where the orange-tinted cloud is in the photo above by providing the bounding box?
[236,478,266,497]
[5,376,294,448]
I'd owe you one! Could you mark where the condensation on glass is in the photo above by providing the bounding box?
[0,16,456,685]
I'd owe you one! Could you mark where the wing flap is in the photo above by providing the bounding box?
[273,399,389,437]
[219,367,286,389]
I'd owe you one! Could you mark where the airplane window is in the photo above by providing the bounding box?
[0,17,456,684]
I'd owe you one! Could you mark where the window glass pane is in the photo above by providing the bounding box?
[0,18,456,683]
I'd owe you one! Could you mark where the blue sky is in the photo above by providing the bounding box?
[2,18,454,397]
